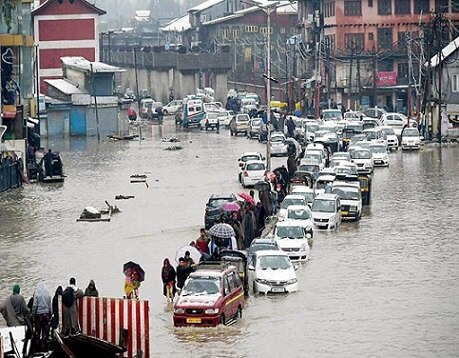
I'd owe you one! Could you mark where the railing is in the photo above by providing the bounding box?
[0,162,21,193]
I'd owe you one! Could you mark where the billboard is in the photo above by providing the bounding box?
[376,71,397,87]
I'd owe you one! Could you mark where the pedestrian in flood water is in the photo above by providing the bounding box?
[62,278,83,336]
[0,284,31,327]
[43,149,52,177]
[242,204,257,248]
[32,281,52,353]
[50,286,63,330]
[161,258,176,303]
[176,257,194,292]
[84,280,99,297]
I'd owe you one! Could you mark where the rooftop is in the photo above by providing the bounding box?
[160,14,191,32]
[61,57,124,73]
[427,36,459,68]
[44,79,88,95]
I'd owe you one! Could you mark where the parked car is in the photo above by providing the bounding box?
[241,160,266,188]
[380,112,408,136]
[173,264,244,326]
[321,109,343,123]
[248,118,262,139]
[273,221,311,262]
[364,128,387,147]
[350,148,374,175]
[230,114,250,136]
[364,107,387,119]
[285,205,314,237]
[247,237,280,266]
[277,194,307,220]
[290,186,315,207]
[369,143,389,167]
[200,112,220,130]
[401,127,423,150]
[331,183,362,220]
[218,110,235,127]
[140,97,155,118]
[381,126,399,150]
[204,194,237,229]
[269,132,288,157]
[163,100,183,115]
[238,152,264,182]
[311,193,342,230]
[248,251,298,294]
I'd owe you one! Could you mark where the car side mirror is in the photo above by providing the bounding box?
[248,264,255,271]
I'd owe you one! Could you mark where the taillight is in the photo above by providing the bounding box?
[239,163,244,167]
[244,171,248,177]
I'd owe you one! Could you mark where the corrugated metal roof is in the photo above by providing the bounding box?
[189,0,225,13]
[44,79,88,95]
[160,14,191,32]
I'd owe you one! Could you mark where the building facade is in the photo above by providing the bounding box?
[32,0,106,94]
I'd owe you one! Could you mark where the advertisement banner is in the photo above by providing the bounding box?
[376,71,397,87]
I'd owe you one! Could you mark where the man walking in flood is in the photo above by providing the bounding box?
[62,278,83,336]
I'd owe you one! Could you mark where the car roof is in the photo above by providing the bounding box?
[292,186,314,193]
[315,193,338,200]
[251,237,277,245]
[190,266,236,277]
[240,152,262,157]
[245,160,265,165]
[316,175,335,181]
[286,205,312,211]
[275,221,304,227]
[255,250,288,258]
[283,194,306,200]
[210,194,235,199]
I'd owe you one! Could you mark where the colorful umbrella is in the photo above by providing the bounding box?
[222,201,241,212]
[175,245,202,264]
[238,192,255,205]
[208,223,235,239]
[123,261,145,282]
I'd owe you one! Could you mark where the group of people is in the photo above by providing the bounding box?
[0,278,98,355]
[161,252,196,302]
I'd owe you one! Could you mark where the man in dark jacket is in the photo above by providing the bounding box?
[0,284,31,327]
[286,117,296,138]
[176,257,194,291]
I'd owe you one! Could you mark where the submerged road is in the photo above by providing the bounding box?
[1,119,459,357]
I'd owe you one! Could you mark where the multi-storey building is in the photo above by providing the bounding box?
[299,0,459,113]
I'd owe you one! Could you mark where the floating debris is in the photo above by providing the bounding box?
[130,174,147,183]
[77,202,114,222]
[164,145,183,151]
[107,134,139,141]
[115,195,135,200]
[162,136,181,143]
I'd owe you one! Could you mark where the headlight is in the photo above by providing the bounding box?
[174,308,185,314]
[255,279,270,285]
[301,244,308,251]
[205,308,219,315]
[286,278,298,285]
[364,163,371,168]
[350,206,358,211]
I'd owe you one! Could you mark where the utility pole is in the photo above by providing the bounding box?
[436,11,444,144]
[356,54,362,105]
[133,48,141,111]
[266,6,272,171]
[90,63,101,141]
[372,49,377,107]
[348,52,353,109]
[407,33,413,125]
[35,45,40,147]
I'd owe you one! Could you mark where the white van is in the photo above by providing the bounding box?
[311,193,342,230]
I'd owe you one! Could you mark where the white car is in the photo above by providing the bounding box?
[321,109,343,123]
[269,133,288,157]
[314,175,335,195]
[311,193,342,230]
[278,194,307,220]
[218,110,235,127]
[302,153,325,171]
[248,118,262,139]
[331,183,362,220]
[238,152,264,182]
[351,148,374,174]
[332,152,351,161]
[285,205,314,236]
[200,112,219,130]
[381,126,399,150]
[364,128,387,147]
[249,251,298,294]
[381,112,407,136]
[273,222,310,262]
[290,187,315,207]
[369,143,389,166]
[401,127,423,150]
[241,160,266,187]
[163,100,183,115]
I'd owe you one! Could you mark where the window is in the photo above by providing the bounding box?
[280,28,286,34]
[395,0,410,14]
[223,27,230,39]
[368,0,373,7]
[344,0,362,15]
[260,27,273,35]
[435,0,448,11]
[324,1,335,17]
[345,33,365,51]
[232,26,240,38]
[369,32,374,40]
[414,0,429,13]
[378,59,393,71]
[325,34,336,50]
[378,0,391,15]
[245,25,258,33]
[377,27,393,49]
[452,74,459,93]
[397,62,409,79]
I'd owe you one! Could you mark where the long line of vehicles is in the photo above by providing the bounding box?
[171,100,426,328]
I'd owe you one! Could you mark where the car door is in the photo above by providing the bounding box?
[223,273,236,318]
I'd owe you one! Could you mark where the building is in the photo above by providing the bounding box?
[42,56,126,138]
[298,0,459,114]
[32,0,106,94]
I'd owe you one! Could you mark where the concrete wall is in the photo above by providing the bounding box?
[86,105,120,137]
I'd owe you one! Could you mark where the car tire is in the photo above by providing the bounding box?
[237,306,242,319]
[252,281,257,294]
[220,314,226,325]
[163,110,168,115]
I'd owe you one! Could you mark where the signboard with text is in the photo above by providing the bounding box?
[376,71,397,87]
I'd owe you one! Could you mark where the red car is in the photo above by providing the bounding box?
[173,264,244,327]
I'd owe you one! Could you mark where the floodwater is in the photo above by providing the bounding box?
[1,119,459,357]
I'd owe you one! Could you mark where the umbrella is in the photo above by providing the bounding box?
[238,192,255,205]
[123,261,145,282]
[222,202,240,212]
[208,223,235,239]
[254,181,271,191]
[175,245,202,264]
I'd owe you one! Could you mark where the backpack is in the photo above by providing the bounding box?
[62,287,75,307]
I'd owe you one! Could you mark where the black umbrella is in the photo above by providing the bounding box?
[123,261,145,282]
[254,180,270,191]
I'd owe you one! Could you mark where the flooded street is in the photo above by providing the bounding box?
[1,119,459,357]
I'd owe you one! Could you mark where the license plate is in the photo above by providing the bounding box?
[272,287,285,293]
[341,211,349,215]
[186,318,202,324]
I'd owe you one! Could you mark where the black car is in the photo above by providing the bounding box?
[204,194,237,229]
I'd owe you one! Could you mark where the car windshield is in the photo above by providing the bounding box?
[316,180,331,190]
[258,255,292,270]
[346,123,364,132]
[280,198,305,209]
[352,150,371,159]
[251,243,277,253]
[333,153,349,160]
[332,188,360,201]
[271,135,284,142]
[275,225,304,238]
[312,199,336,213]
[365,131,378,140]
[305,153,322,161]
[208,198,232,208]
[403,128,420,137]
[241,155,260,162]
[293,191,314,203]
[382,128,395,135]
[298,165,319,173]
[182,277,221,296]
[251,119,261,126]
[237,115,249,121]
[246,163,265,171]
[305,123,319,132]
[208,113,219,119]
[287,208,311,220]
[323,111,341,120]
[370,146,386,154]
[335,167,352,175]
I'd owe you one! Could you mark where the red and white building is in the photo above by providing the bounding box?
[32,0,106,94]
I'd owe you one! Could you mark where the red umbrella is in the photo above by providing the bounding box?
[222,202,241,212]
[238,192,255,205]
